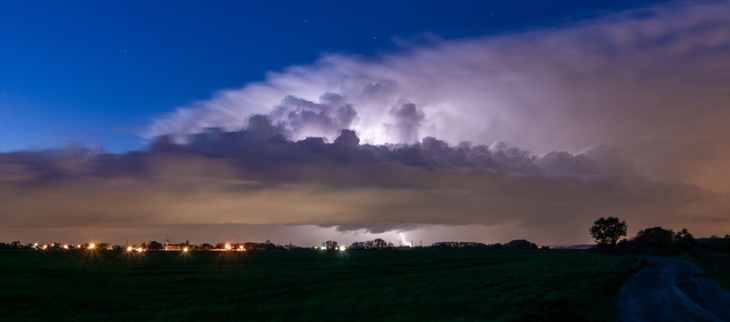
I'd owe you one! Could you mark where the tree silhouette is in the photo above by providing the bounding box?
[674,228,696,249]
[505,240,537,250]
[322,240,338,250]
[632,227,675,248]
[674,228,694,242]
[589,217,627,246]
[148,241,163,251]
[372,238,388,249]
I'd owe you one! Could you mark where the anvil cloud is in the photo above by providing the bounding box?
[149,1,730,196]
[4,1,730,245]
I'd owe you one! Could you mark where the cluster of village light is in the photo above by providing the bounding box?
[107,243,344,252]
[317,246,346,251]
[118,243,247,252]
[28,242,348,252]
[25,232,418,252]
[33,243,79,250]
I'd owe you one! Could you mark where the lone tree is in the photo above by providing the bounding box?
[589,217,628,246]
[372,238,388,249]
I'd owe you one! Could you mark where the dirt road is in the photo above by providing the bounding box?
[616,256,730,322]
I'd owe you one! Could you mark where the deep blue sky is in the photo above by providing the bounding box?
[0,0,670,153]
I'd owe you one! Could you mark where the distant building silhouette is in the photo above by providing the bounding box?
[163,239,182,251]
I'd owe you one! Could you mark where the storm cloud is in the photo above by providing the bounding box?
[148,0,730,197]
[2,122,729,245]
[4,0,730,245]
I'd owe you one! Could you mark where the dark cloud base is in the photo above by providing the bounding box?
[2,120,728,244]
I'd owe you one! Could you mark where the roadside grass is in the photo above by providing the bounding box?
[0,249,639,322]
[675,252,730,291]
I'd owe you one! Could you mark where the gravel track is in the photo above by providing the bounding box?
[616,256,730,322]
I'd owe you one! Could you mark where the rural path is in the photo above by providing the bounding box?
[615,256,730,322]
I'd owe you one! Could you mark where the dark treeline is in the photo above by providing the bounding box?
[431,240,541,250]
[345,239,543,250]
[610,231,730,255]
[589,217,730,255]
[433,241,492,249]
[348,238,392,249]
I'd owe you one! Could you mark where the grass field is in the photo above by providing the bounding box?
[676,252,730,291]
[0,249,639,322]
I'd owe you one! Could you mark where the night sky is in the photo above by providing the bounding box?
[2,0,729,247]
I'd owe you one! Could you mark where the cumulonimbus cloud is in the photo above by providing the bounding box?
[5,0,730,245]
[147,0,730,196]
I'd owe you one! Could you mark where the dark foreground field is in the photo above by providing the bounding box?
[0,249,639,322]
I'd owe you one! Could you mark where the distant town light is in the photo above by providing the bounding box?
[339,246,346,251]
[225,244,232,250]
[62,245,68,249]
[88,243,95,250]
[183,247,188,252]
[127,247,133,252]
